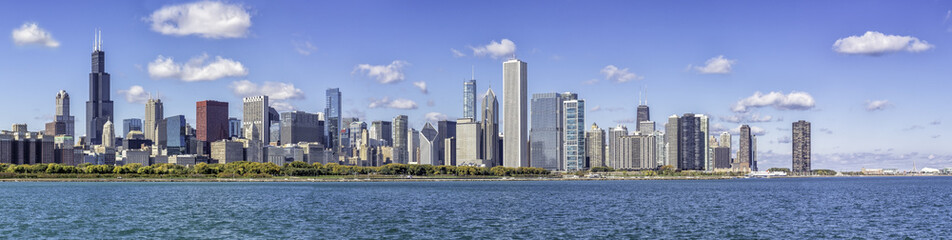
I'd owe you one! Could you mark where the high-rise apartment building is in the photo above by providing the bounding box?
[664,115,680,168]
[793,120,811,174]
[563,98,585,171]
[86,31,113,146]
[738,124,753,171]
[503,58,528,167]
[585,123,605,168]
[608,124,628,168]
[677,114,705,171]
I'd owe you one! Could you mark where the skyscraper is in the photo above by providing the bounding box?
[160,115,187,155]
[529,93,563,170]
[325,88,342,152]
[463,79,477,119]
[243,96,270,144]
[197,100,229,143]
[85,31,113,146]
[122,119,142,139]
[102,120,114,148]
[280,111,323,145]
[677,114,705,171]
[228,118,241,138]
[664,115,680,168]
[563,98,585,171]
[719,132,731,149]
[419,122,439,165]
[408,127,419,164]
[698,114,710,170]
[55,90,75,139]
[738,124,753,171]
[481,88,500,167]
[370,121,393,146]
[145,98,164,142]
[585,123,605,168]
[503,58,528,167]
[437,120,456,166]
[608,125,628,168]
[455,117,482,166]
[392,115,408,164]
[793,120,811,174]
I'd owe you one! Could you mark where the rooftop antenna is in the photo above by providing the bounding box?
[472,65,475,80]
[645,85,648,105]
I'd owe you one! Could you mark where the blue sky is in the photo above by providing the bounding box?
[2,0,951,170]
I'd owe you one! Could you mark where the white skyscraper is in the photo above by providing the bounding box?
[243,96,270,144]
[503,58,528,167]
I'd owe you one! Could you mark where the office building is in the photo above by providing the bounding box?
[737,125,753,171]
[530,93,563,170]
[370,120,392,146]
[455,118,483,166]
[563,98,585,171]
[158,115,188,155]
[280,111,324,145]
[503,58,528,167]
[85,31,114,146]
[102,120,115,148]
[714,147,731,169]
[481,88,500,167]
[392,115,408,164]
[196,100,229,143]
[242,96,270,144]
[408,127,419,164]
[325,88,342,151]
[436,120,457,166]
[54,90,75,140]
[585,123,605,168]
[463,79,477,119]
[145,97,163,142]
[122,118,142,139]
[419,123,439,165]
[0,126,54,165]
[793,120,811,174]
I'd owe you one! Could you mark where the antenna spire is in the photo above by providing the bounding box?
[471,65,475,80]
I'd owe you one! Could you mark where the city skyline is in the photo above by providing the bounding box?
[2,0,952,170]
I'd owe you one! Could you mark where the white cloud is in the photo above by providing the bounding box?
[413,81,428,94]
[600,65,643,83]
[732,91,816,112]
[865,100,890,111]
[117,85,151,104]
[832,31,934,55]
[147,1,251,38]
[354,60,409,84]
[818,128,833,134]
[691,55,736,74]
[590,105,602,112]
[293,40,317,56]
[729,125,766,136]
[148,54,248,82]
[777,136,792,144]
[719,113,774,123]
[425,112,448,122]
[11,23,59,48]
[582,79,600,85]
[450,48,466,57]
[269,101,295,111]
[368,97,418,110]
[470,39,516,59]
[229,80,304,100]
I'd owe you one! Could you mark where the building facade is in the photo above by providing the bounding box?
[793,120,811,174]
[392,115,408,164]
[242,96,270,144]
[481,88,500,167]
[463,79,477,119]
[145,98,164,142]
[585,123,606,168]
[197,100,229,143]
[530,93,563,170]
[280,111,324,145]
[503,59,528,167]
[325,88,342,152]
[85,32,113,146]
[563,98,585,171]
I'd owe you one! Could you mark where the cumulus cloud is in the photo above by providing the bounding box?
[148,54,248,81]
[368,97,418,110]
[691,55,736,74]
[601,65,643,83]
[865,100,890,111]
[229,80,304,100]
[719,113,774,123]
[269,101,295,111]
[729,125,766,136]
[292,40,317,56]
[470,39,516,59]
[425,112,448,122]
[413,81,428,94]
[832,31,934,55]
[732,91,816,112]
[147,1,251,38]
[450,48,466,57]
[11,23,59,48]
[354,60,409,84]
[118,85,151,104]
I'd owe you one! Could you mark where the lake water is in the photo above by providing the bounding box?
[0,177,950,239]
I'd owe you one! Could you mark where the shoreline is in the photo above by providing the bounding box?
[1,175,942,183]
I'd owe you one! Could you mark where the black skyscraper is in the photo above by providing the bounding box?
[678,113,704,171]
[86,31,113,146]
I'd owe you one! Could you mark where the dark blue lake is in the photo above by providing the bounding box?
[1,177,950,239]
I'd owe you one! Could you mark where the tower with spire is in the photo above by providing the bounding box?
[86,29,114,146]
[636,86,650,132]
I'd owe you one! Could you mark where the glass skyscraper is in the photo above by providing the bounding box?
[529,93,563,171]
[563,98,585,171]
[86,31,113,146]
[122,118,142,138]
[325,88,342,151]
[463,79,476,119]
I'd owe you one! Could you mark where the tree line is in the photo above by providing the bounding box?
[0,162,551,178]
